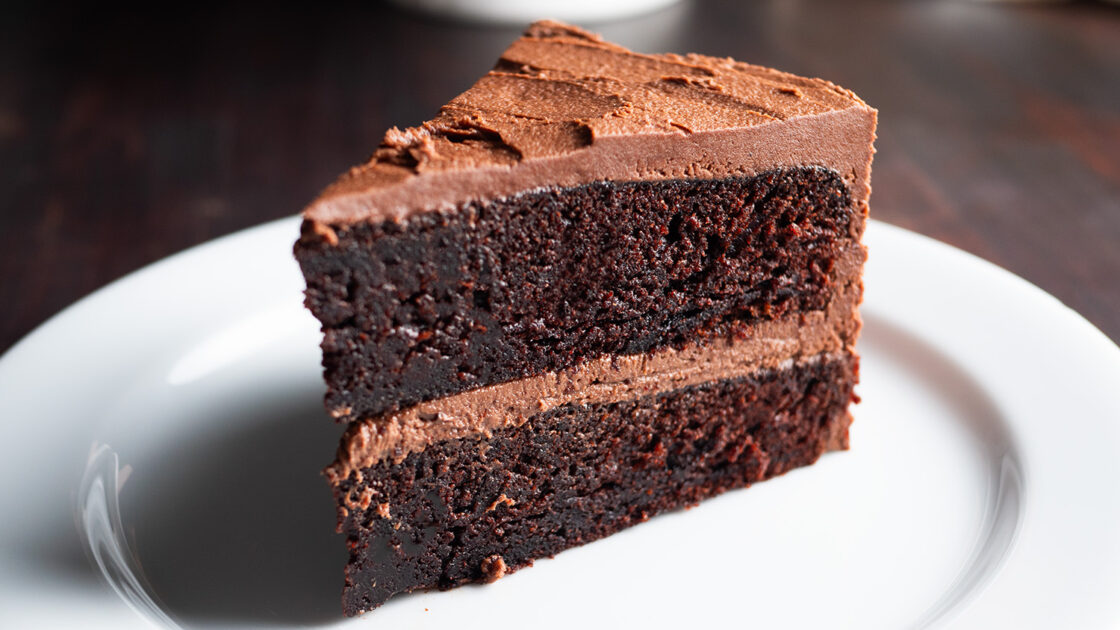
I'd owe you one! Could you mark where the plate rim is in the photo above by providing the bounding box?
[1,217,1118,629]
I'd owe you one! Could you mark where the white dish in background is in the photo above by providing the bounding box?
[0,218,1118,629]
[387,0,682,25]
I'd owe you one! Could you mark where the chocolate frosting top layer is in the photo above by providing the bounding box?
[306,20,876,224]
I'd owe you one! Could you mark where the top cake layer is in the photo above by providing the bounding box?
[296,22,876,423]
[305,20,875,224]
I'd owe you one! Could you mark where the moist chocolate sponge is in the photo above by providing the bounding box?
[331,354,857,615]
[296,167,857,422]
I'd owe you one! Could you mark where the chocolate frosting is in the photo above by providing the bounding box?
[326,279,861,481]
[305,20,876,224]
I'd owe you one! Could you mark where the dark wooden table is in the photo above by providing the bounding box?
[2,0,1118,354]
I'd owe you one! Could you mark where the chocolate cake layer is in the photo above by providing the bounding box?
[332,353,858,615]
[297,167,862,422]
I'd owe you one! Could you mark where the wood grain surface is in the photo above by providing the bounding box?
[2,1,1118,354]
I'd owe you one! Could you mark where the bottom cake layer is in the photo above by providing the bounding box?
[331,353,858,615]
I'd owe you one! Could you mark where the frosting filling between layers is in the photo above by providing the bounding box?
[327,281,861,478]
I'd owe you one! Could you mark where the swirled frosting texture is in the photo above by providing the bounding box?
[305,20,876,223]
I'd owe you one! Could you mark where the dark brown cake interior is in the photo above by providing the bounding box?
[296,166,858,421]
[332,354,857,614]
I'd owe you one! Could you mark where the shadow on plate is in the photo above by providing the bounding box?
[120,386,345,627]
[860,313,1024,628]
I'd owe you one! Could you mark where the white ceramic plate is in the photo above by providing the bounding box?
[1,218,1118,629]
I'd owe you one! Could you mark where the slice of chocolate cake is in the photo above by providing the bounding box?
[295,20,876,616]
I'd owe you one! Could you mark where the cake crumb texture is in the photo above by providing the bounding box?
[335,354,857,614]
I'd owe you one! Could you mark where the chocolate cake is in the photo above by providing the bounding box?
[295,21,876,615]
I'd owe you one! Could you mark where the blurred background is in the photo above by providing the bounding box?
[1,0,1118,352]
